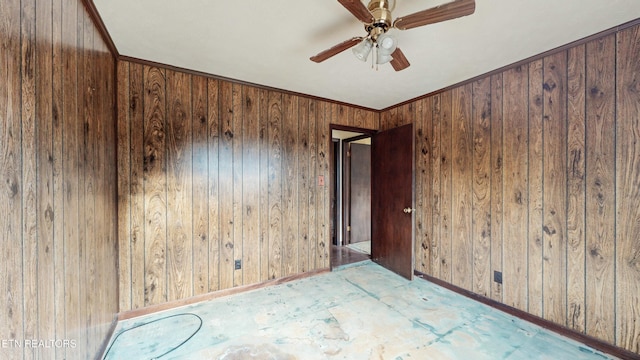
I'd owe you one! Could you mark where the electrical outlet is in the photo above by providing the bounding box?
[493,270,502,284]
[234,260,242,270]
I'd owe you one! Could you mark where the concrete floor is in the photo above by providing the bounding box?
[103,261,617,359]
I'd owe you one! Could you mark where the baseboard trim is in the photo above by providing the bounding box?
[117,268,330,321]
[414,270,640,360]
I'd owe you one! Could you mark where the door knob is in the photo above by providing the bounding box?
[403,207,415,214]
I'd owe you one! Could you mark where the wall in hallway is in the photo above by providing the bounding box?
[381,22,640,354]
[116,60,379,310]
[0,0,119,358]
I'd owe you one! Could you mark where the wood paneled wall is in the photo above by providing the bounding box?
[116,61,378,310]
[383,24,640,354]
[0,0,118,359]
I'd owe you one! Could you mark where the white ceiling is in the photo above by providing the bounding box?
[93,0,640,110]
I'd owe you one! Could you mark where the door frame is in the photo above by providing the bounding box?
[330,125,377,252]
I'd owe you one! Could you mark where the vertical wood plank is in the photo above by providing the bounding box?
[585,35,616,342]
[259,89,270,281]
[542,51,568,324]
[380,106,397,130]
[308,100,318,270]
[352,107,366,128]
[81,12,96,352]
[103,32,116,344]
[283,94,299,276]
[116,62,132,310]
[143,65,167,306]
[129,62,146,309]
[231,83,243,287]
[615,24,640,354]
[298,97,310,273]
[415,97,431,273]
[74,9,88,355]
[439,90,453,282]
[207,79,221,291]
[364,109,379,130]
[336,103,350,126]
[490,73,504,302]
[0,0,24,354]
[502,65,529,311]
[219,81,235,290]
[107,46,119,328]
[106,39,120,332]
[398,103,414,127]
[191,75,209,296]
[431,94,442,278]
[98,36,118,342]
[166,70,193,301]
[62,0,80,348]
[422,99,433,275]
[318,101,330,268]
[528,59,544,316]
[52,0,66,354]
[566,43,587,333]
[451,84,473,291]
[36,0,56,354]
[243,86,261,285]
[92,29,105,352]
[21,0,38,352]
[100,21,115,347]
[472,78,492,297]
[389,106,400,129]
[268,91,283,279]
[315,101,327,269]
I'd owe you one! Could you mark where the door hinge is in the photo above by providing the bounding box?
[347,225,351,232]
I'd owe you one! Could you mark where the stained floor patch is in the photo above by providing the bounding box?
[102,261,619,359]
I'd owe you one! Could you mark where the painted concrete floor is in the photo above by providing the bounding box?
[103,261,617,359]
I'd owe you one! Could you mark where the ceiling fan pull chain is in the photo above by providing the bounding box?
[371,44,375,69]
[374,45,378,70]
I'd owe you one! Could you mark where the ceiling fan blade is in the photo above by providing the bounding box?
[393,0,475,30]
[310,37,363,63]
[337,0,375,24]
[390,47,410,71]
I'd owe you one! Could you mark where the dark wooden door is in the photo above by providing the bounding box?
[371,123,414,280]
[349,143,371,244]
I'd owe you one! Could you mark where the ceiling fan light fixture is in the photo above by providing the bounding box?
[376,33,396,55]
[376,52,393,65]
[352,38,373,62]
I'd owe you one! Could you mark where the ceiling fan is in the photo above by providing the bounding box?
[310,0,476,71]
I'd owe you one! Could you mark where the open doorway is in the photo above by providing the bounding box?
[330,123,415,277]
[330,125,376,268]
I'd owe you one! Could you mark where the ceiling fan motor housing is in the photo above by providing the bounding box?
[366,0,394,34]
